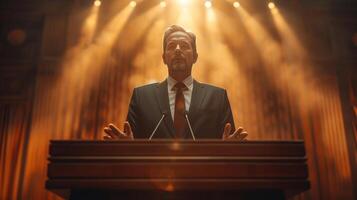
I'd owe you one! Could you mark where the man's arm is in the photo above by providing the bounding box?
[219,90,235,135]
[126,88,140,136]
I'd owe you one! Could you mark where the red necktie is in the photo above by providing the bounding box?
[173,82,188,139]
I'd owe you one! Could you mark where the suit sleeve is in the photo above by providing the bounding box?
[218,90,235,135]
[126,88,140,138]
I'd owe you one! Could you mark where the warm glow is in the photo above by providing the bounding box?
[165,182,175,192]
[206,7,216,22]
[93,0,101,7]
[268,2,275,9]
[77,6,99,47]
[130,1,137,8]
[270,8,305,55]
[236,6,320,115]
[170,142,181,151]
[57,4,134,132]
[175,1,195,28]
[178,0,189,6]
[160,1,166,8]
[233,1,240,8]
[204,1,212,8]
[7,1,353,200]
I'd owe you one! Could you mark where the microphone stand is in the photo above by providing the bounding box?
[149,112,166,140]
[185,112,196,141]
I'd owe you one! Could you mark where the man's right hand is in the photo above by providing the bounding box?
[103,121,134,140]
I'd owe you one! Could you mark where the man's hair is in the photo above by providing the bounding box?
[163,25,197,54]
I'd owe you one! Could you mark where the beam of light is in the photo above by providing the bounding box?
[236,7,320,110]
[268,2,276,9]
[64,3,134,85]
[49,4,134,140]
[268,6,323,111]
[130,1,137,8]
[94,0,101,7]
[76,6,100,48]
[160,1,166,8]
[19,5,103,199]
[119,4,166,86]
[270,8,305,56]
[203,6,239,84]
[204,1,212,8]
[236,7,281,67]
[233,1,240,8]
[175,2,196,29]
[177,0,189,7]
[206,6,216,22]
[201,7,250,133]
[118,4,162,52]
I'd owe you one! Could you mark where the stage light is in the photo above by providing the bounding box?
[94,0,101,7]
[204,0,212,8]
[130,1,137,8]
[268,2,276,9]
[160,1,166,8]
[178,0,189,6]
[233,1,240,8]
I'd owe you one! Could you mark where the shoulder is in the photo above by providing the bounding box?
[195,80,226,93]
[133,82,160,92]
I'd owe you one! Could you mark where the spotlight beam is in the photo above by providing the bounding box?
[268,2,276,9]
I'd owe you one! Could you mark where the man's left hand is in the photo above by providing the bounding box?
[222,123,248,141]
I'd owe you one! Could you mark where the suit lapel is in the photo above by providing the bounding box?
[155,80,175,137]
[188,80,207,122]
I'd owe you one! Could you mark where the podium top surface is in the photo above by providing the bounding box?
[49,139,306,157]
[46,140,310,199]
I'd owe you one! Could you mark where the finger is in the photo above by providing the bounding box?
[124,121,134,139]
[237,132,248,140]
[103,135,112,140]
[229,130,239,139]
[236,127,244,134]
[222,123,231,139]
[229,127,244,138]
[124,122,129,134]
[104,127,118,139]
[108,123,125,136]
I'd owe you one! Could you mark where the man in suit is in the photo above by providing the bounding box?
[104,25,247,140]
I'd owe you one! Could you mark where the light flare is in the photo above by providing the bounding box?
[94,0,101,7]
[178,0,189,7]
[160,1,167,8]
[233,2,240,8]
[130,1,137,8]
[268,2,275,9]
[204,1,212,8]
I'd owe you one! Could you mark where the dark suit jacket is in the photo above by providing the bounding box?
[126,79,235,139]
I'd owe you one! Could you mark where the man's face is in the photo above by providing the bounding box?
[162,31,197,74]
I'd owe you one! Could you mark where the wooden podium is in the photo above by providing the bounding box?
[46,140,310,200]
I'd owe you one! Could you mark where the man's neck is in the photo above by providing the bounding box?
[169,71,191,82]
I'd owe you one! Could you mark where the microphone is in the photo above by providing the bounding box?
[184,111,196,141]
[149,111,167,140]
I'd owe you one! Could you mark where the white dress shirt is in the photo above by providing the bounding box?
[167,75,194,120]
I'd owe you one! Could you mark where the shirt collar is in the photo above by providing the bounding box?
[167,75,193,90]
